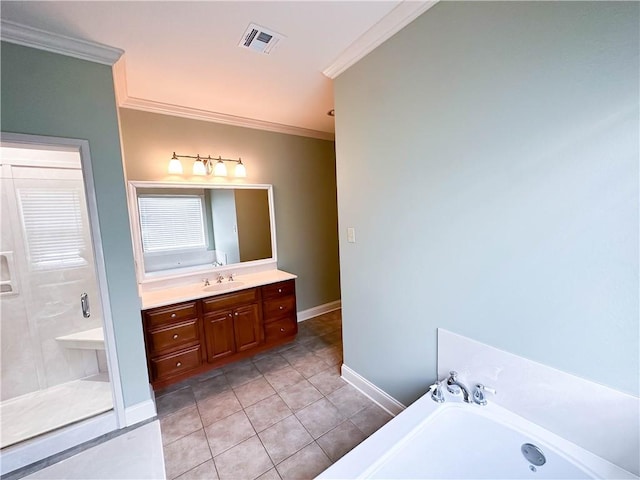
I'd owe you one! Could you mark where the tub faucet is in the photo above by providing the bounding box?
[203,278,210,286]
[446,371,471,403]
[216,273,224,283]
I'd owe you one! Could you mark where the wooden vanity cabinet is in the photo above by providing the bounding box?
[202,288,263,362]
[142,301,204,385]
[143,279,297,390]
[262,280,298,344]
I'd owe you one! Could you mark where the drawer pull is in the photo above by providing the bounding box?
[173,334,179,340]
[176,361,182,367]
[278,288,282,293]
[170,313,177,318]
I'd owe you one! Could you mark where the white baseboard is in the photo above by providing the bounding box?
[124,398,156,427]
[341,364,406,417]
[297,300,341,322]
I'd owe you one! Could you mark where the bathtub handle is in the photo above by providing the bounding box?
[81,293,91,318]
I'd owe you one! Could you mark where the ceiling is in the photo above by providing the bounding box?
[1,1,434,139]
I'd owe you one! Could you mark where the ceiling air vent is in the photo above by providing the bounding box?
[238,23,285,55]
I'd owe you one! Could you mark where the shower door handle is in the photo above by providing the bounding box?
[81,292,91,318]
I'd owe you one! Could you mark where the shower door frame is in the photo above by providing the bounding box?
[0,132,126,475]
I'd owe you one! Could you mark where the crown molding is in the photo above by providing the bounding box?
[119,96,335,141]
[0,19,123,65]
[323,0,438,79]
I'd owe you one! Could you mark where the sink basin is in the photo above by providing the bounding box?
[203,281,245,293]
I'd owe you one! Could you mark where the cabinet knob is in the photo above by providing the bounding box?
[278,288,282,293]
[170,313,177,318]
[176,361,182,367]
[279,305,284,310]
[173,334,179,340]
[228,313,232,318]
[280,328,285,332]
[235,312,239,316]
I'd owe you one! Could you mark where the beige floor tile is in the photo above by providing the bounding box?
[174,459,218,480]
[213,436,273,480]
[350,403,393,437]
[307,366,346,396]
[327,384,373,417]
[156,387,197,418]
[224,361,262,388]
[316,420,366,462]
[263,365,305,392]
[258,415,313,465]
[197,389,242,427]
[278,380,323,411]
[255,468,281,480]
[314,346,343,366]
[275,442,332,480]
[160,405,203,445]
[295,398,345,439]
[163,429,212,479]
[192,374,230,402]
[233,377,276,408]
[204,410,256,457]
[279,344,311,364]
[253,353,290,375]
[289,354,330,378]
[244,394,293,432]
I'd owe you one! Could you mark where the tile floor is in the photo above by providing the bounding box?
[156,310,393,480]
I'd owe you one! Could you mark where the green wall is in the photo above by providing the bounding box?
[335,1,639,405]
[1,42,151,408]
[119,109,341,311]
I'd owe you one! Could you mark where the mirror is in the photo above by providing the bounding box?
[128,182,276,282]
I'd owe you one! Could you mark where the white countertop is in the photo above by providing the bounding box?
[140,269,297,310]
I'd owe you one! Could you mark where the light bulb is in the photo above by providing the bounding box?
[168,157,183,174]
[213,159,227,177]
[193,158,206,176]
[235,160,247,178]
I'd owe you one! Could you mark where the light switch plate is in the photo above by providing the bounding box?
[347,227,356,243]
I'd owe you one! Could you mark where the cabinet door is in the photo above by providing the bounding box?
[233,304,263,352]
[204,310,236,362]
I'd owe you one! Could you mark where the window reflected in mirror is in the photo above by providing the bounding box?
[130,183,275,280]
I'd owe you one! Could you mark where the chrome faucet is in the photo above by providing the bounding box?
[446,371,471,403]
[472,384,496,406]
[203,278,210,286]
[228,273,235,282]
[216,273,224,283]
[429,380,445,403]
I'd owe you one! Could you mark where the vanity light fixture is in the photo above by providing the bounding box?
[167,152,247,178]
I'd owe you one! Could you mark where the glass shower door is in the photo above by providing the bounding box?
[0,146,113,449]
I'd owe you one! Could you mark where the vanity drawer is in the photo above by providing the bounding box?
[263,295,296,322]
[144,302,198,328]
[202,288,259,313]
[147,319,199,354]
[151,345,202,380]
[262,280,295,300]
[265,317,298,342]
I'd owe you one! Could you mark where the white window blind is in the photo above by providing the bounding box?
[17,187,88,270]
[138,195,207,253]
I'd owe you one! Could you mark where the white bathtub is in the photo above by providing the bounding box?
[318,392,637,479]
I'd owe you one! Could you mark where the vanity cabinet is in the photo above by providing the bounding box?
[202,288,263,362]
[262,280,298,344]
[142,279,297,389]
[142,301,204,384]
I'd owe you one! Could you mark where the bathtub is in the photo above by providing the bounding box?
[318,392,637,479]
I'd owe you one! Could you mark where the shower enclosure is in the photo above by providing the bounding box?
[0,138,121,468]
